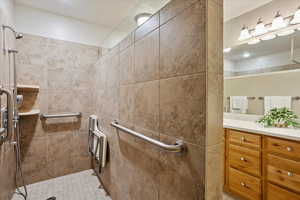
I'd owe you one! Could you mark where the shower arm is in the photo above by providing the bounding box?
[0,87,14,144]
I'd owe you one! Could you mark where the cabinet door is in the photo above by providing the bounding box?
[228,168,261,200]
[267,183,300,200]
[266,137,300,160]
[229,144,261,176]
[229,130,261,149]
[267,154,300,193]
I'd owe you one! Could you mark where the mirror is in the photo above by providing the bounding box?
[224,31,300,116]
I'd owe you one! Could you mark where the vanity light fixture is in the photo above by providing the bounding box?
[291,6,300,24]
[247,38,260,45]
[270,12,287,30]
[238,25,252,41]
[223,48,232,53]
[243,52,251,58]
[253,18,268,36]
[277,29,295,36]
[135,13,152,26]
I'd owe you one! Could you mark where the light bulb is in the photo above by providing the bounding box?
[253,18,268,36]
[239,26,252,41]
[243,52,251,58]
[291,6,300,24]
[277,29,295,36]
[270,12,287,30]
[223,48,232,53]
[248,38,260,45]
[261,34,276,40]
[135,13,152,26]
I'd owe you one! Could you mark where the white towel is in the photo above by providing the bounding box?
[264,96,292,114]
[93,135,100,160]
[230,96,248,114]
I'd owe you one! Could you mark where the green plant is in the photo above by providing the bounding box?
[257,107,300,128]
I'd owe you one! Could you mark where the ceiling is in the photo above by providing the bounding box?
[224,0,273,21]
[14,0,274,47]
[15,0,169,28]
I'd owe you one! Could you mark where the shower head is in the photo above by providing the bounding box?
[2,25,23,39]
[16,33,23,39]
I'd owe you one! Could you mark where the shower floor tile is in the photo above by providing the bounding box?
[11,170,111,200]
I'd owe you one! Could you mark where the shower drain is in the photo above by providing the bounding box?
[46,197,56,200]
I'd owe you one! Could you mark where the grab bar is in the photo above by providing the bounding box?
[0,87,13,144]
[111,120,185,153]
[40,112,82,119]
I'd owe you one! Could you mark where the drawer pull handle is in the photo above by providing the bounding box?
[286,146,293,152]
[241,182,246,187]
[287,172,293,177]
[240,157,246,161]
[241,137,246,142]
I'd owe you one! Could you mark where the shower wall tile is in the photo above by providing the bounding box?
[120,45,135,85]
[18,64,47,89]
[160,2,206,79]
[21,157,49,184]
[134,13,159,42]
[159,0,199,25]
[16,33,101,184]
[134,80,159,132]
[134,29,159,83]
[21,137,48,163]
[159,74,206,146]
[119,85,135,124]
[159,134,205,200]
[119,33,134,52]
[93,0,223,199]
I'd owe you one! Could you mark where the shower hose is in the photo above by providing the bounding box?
[14,119,28,200]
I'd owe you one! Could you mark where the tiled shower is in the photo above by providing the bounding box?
[0,0,223,200]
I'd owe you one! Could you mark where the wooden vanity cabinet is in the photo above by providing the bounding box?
[224,129,300,200]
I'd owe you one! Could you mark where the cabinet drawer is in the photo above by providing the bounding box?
[229,144,261,176]
[228,167,261,200]
[267,154,300,193]
[228,130,261,149]
[267,183,300,200]
[266,137,300,160]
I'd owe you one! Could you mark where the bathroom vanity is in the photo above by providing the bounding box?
[223,119,300,200]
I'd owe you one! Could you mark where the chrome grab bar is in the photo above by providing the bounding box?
[40,112,82,119]
[111,120,185,153]
[0,87,13,143]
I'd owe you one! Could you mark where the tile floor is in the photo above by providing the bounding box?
[12,170,111,200]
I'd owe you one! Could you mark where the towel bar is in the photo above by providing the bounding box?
[227,97,255,100]
[258,96,300,100]
[40,112,82,119]
[111,120,185,153]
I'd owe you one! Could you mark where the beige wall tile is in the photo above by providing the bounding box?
[160,0,199,25]
[160,74,206,145]
[159,134,205,200]
[120,45,135,85]
[134,80,159,132]
[134,29,159,83]
[160,2,206,78]
[135,13,159,42]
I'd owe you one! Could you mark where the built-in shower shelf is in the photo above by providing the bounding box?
[17,85,40,93]
[19,109,40,117]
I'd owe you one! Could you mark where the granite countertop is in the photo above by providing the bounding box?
[224,118,300,142]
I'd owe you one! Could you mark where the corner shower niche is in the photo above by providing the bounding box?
[17,84,40,117]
